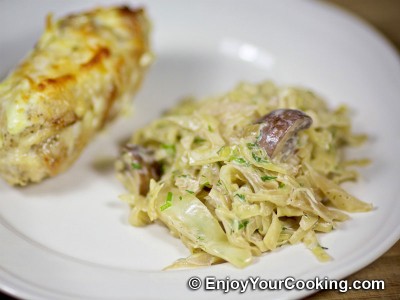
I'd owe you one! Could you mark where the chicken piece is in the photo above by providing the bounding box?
[0,6,152,185]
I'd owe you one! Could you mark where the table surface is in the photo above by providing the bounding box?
[1,0,399,299]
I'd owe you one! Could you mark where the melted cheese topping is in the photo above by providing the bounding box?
[0,6,151,185]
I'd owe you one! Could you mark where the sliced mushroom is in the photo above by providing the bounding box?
[255,109,312,159]
[119,144,161,196]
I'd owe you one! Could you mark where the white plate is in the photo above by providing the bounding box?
[1,0,399,299]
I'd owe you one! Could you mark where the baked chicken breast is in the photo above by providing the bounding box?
[0,6,151,185]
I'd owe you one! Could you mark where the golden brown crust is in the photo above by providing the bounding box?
[0,6,152,185]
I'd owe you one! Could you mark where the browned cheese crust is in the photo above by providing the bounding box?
[0,6,152,185]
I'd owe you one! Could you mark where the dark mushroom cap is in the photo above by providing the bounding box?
[256,109,312,159]
[120,144,160,196]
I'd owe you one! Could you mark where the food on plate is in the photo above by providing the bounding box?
[116,81,372,269]
[0,6,152,185]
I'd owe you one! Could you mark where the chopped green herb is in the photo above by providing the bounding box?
[193,137,206,143]
[178,174,189,178]
[321,246,329,250]
[208,125,213,132]
[185,190,195,194]
[252,151,269,163]
[278,182,286,188]
[238,220,249,230]
[131,162,142,170]
[166,192,173,202]
[160,192,173,211]
[232,157,247,164]
[252,152,262,162]
[235,194,246,201]
[160,202,172,211]
[179,196,183,201]
[161,144,176,155]
[261,175,277,181]
[246,142,257,150]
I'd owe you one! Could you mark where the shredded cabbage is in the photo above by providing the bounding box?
[116,81,372,269]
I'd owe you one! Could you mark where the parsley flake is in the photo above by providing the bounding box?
[232,157,247,164]
[131,162,142,170]
[193,137,206,143]
[238,220,249,230]
[252,152,269,163]
[261,175,277,181]
[160,192,173,211]
[246,142,257,150]
[161,144,176,155]
[235,194,246,201]
[160,202,172,211]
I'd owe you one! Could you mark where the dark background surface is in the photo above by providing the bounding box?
[1,0,399,299]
